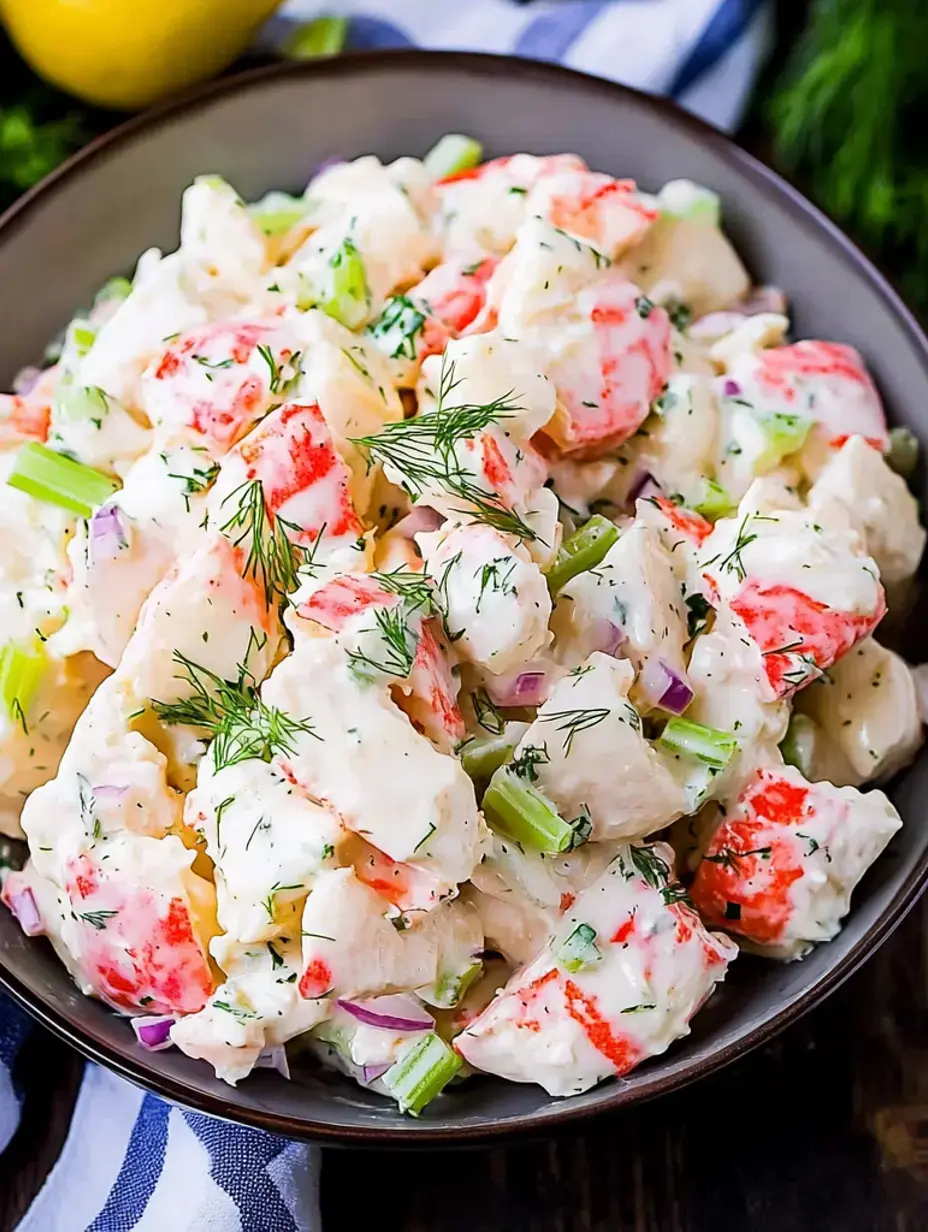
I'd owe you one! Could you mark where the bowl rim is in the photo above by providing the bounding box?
[1,48,928,1145]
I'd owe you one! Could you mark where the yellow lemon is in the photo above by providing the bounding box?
[0,0,285,111]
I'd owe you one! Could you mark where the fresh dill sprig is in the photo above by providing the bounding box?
[78,909,118,930]
[219,479,311,607]
[539,707,610,755]
[510,742,550,782]
[473,688,505,735]
[368,568,437,616]
[350,355,536,541]
[152,652,320,771]
[367,294,427,361]
[346,604,419,682]
[256,344,302,396]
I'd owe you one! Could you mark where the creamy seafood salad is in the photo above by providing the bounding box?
[0,135,924,1114]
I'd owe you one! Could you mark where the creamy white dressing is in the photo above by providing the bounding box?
[0,149,922,1110]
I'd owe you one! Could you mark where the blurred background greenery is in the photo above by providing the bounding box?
[0,1,925,315]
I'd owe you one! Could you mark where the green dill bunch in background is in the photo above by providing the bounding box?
[769,0,928,316]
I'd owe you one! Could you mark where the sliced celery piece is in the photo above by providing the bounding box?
[7,442,119,517]
[300,237,370,329]
[93,276,132,308]
[0,640,46,727]
[546,514,619,596]
[555,923,602,974]
[54,384,109,426]
[382,1032,462,1116]
[658,179,720,226]
[779,713,817,777]
[460,732,516,783]
[483,769,586,853]
[428,959,483,1010]
[424,134,483,180]
[886,426,919,480]
[756,411,813,469]
[691,477,734,520]
[659,717,739,770]
[248,192,307,237]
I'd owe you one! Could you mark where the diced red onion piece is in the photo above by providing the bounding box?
[628,469,660,504]
[337,994,434,1034]
[639,658,694,714]
[90,504,127,560]
[132,1015,175,1051]
[94,784,128,799]
[360,1062,391,1085]
[593,620,626,657]
[12,366,42,397]
[7,887,42,936]
[486,669,549,708]
[723,379,742,397]
[393,505,443,540]
[256,1045,291,1081]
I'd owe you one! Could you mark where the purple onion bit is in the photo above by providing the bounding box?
[594,620,626,657]
[628,469,661,505]
[486,668,550,708]
[360,1062,391,1085]
[722,379,742,398]
[90,504,128,560]
[132,1015,175,1051]
[94,783,128,800]
[337,995,433,1034]
[639,658,694,715]
[7,886,43,936]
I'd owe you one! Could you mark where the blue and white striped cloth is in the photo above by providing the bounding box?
[0,1,771,1226]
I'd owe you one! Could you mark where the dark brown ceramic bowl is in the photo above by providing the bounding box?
[1,51,927,1145]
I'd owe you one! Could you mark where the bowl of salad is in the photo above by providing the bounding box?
[1,51,927,1143]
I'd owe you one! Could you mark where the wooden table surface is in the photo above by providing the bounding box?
[3,889,927,1231]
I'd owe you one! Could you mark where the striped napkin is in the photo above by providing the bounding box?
[0,1,771,1227]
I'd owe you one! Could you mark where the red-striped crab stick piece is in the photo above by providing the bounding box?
[697,487,886,700]
[718,340,889,468]
[434,154,657,262]
[293,566,464,753]
[690,764,902,960]
[261,635,485,907]
[433,152,588,255]
[485,218,672,459]
[139,319,305,456]
[3,830,218,1017]
[121,390,371,711]
[456,841,736,1096]
[365,255,498,387]
[61,389,361,673]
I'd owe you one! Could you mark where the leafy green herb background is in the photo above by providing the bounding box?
[1,1,925,314]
